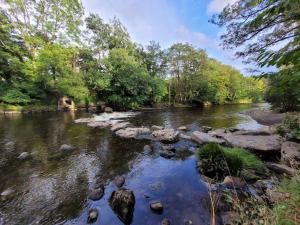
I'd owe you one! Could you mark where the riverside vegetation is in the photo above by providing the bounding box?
[1,0,300,225]
[0,0,266,112]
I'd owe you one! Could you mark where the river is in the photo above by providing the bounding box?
[0,104,265,225]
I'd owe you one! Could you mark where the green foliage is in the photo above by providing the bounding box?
[266,69,300,112]
[0,2,266,109]
[196,143,264,179]
[223,147,264,172]
[277,114,300,141]
[34,44,89,101]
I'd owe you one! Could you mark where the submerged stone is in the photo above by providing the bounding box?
[88,187,104,201]
[114,176,125,188]
[150,200,163,213]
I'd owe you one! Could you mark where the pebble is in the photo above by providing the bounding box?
[113,176,125,188]
[87,208,98,223]
[150,200,163,213]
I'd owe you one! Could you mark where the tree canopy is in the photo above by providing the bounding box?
[0,0,266,110]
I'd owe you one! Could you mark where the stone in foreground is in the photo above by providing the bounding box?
[109,188,135,224]
[281,141,300,167]
[150,200,163,213]
[191,131,225,145]
[152,129,179,143]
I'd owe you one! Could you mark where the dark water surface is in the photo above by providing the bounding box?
[0,104,264,225]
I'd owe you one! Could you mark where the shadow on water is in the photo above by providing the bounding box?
[0,104,263,225]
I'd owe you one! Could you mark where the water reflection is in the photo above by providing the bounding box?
[0,104,262,225]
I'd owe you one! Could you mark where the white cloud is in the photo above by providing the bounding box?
[82,0,251,75]
[82,0,214,49]
[207,0,237,14]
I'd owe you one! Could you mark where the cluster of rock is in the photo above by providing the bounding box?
[85,173,169,225]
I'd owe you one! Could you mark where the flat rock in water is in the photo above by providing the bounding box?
[111,122,131,132]
[179,133,191,140]
[208,129,227,138]
[152,129,179,143]
[281,141,300,167]
[150,200,163,213]
[87,121,112,128]
[224,134,282,152]
[266,163,296,176]
[191,131,225,145]
[115,127,150,139]
[178,126,187,131]
[74,118,94,123]
[151,125,164,131]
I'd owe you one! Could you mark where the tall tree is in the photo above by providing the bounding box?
[2,0,84,48]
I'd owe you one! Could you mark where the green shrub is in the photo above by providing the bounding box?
[277,114,300,141]
[196,143,264,179]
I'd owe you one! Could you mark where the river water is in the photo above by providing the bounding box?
[0,104,265,225]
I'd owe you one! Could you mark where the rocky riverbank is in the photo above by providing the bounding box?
[72,110,299,224]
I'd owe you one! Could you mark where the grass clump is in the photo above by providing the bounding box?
[196,143,264,179]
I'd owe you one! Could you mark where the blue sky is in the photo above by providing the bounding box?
[81,0,250,73]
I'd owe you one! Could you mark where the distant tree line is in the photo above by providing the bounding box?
[0,0,265,110]
[212,0,300,112]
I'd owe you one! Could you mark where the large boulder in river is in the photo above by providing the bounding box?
[191,131,225,145]
[281,141,300,167]
[109,188,135,224]
[152,129,179,143]
[115,127,150,139]
[223,134,282,153]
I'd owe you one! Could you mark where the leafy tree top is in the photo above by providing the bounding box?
[211,0,300,69]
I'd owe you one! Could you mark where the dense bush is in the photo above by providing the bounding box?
[196,143,264,180]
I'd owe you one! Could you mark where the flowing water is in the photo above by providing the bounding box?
[0,104,265,225]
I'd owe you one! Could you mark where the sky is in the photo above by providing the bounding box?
[81,0,252,74]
